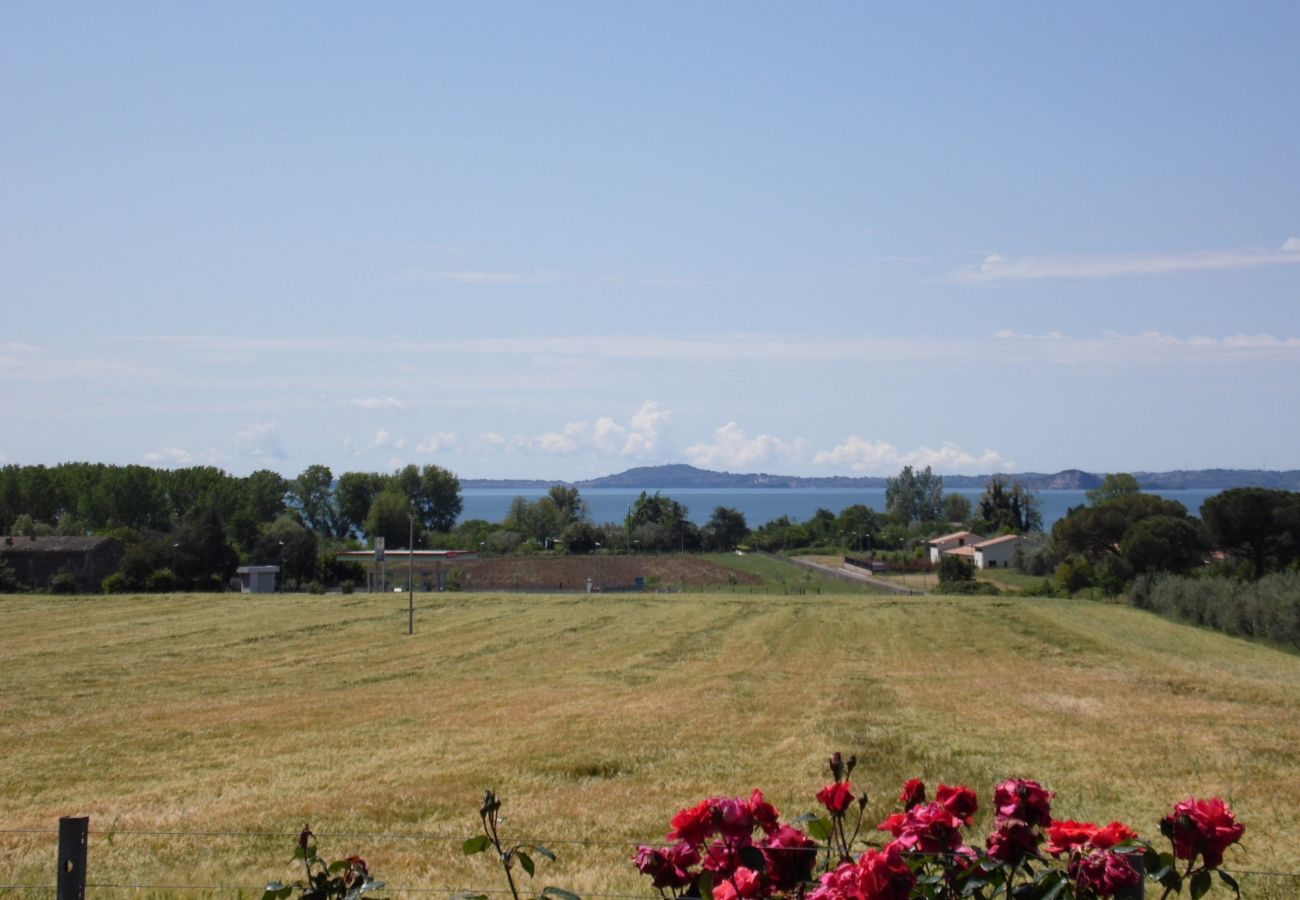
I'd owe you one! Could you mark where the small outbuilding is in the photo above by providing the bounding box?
[236,565,280,593]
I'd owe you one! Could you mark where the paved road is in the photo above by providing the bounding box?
[786,556,925,595]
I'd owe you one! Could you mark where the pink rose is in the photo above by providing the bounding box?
[993,778,1054,827]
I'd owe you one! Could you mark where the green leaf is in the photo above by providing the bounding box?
[329,860,351,874]
[540,888,581,900]
[463,834,490,855]
[261,883,284,900]
[805,817,833,841]
[518,850,536,877]
[1190,869,1212,900]
[1217,869,1241,897]
[528,844,557,861]
[292,845,307,861]
[738,846,767,873]
[698,872,714,900]
[792,812,820,825]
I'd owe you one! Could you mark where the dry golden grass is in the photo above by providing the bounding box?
[2,591,1298,898]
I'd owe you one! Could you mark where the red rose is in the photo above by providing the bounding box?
[702,840,739,876]
[818,781,856,815]
[1046,820,1098,857]
[634,842,700,889]
[1070,849,1142,897]
[993,778,1054,827]
[1089,821,1137,850]
[714,796,757,841]
[761,824,817,889]
[935,784,978,825]
[856,847,916,900]
[899,779,926,810]
[1160,797,1245,869]
[986,821,1041,865]
[668,799,716,845]
[747,789,781,835]
[876,813,907,838]
[890,802,965,854]
[808,848,915,900]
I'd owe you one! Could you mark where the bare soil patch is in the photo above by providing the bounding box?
[401,555,760,591]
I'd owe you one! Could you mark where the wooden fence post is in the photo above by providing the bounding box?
[57,816,88,900]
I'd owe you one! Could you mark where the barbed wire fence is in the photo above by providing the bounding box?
[2,822,1298,898]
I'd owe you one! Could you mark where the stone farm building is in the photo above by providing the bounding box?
[0,535,125,591]
[927,530,1023,570]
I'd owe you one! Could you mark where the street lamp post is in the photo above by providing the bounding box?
[278,541,286,593]
[594,541,602,592]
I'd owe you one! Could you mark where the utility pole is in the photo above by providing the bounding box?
[408,513,415,636]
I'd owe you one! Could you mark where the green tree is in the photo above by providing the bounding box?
[547,485,588,525]
[1051,493,1190,561]
[942,493,973,524]
[253,514,319,587]
[835,504,880,552]
[335,471,387,537]
[173,506,239,589]
[1120,515,1208,576]
[412,464,463,533]
[702,506,749,551]
[292,465,338,536]
[976,476,1042,533]
[365,488,423,549]
[1087,473,1142,505]
[1201,487,1300,576]
[885,465,944,524]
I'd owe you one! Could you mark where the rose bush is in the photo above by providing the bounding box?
[633,754,1245,900]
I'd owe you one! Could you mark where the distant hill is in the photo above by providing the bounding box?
[462,463,1300,492]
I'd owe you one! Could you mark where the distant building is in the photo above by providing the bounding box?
[236,565,280,593]
[927,530,986,564]
[0,535,125,591]
[972,534,1022,569]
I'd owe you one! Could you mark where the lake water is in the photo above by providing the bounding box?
[460,487,1221,530]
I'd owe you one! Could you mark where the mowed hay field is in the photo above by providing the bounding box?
[2,591,1299,898]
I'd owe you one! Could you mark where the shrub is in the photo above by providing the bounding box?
[938,554,974,583]
[1131,571,1300,650]
[146,567,179,592]
[48,572,78,594]
[339,579,355,595]
[1054,555,1095,595]
[101,572,134,594]
[0,560,19,594]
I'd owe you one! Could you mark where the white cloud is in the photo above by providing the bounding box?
[346,429,408,457]
[349,397,410,412]
[416,432,459,454]
[954,238,1300,283]
[143,446,226,467]
[622,400,671,456]
[686,422,812,470]
[480,432,507,447]
[523,422,588,455]
[234,422,287,461]
[813,437,1008,474]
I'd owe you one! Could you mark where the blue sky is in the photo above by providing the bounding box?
[3,3,1298,480]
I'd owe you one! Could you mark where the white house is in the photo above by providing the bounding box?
[971,534,1022,569]
[927,530,986,564]
[236,565,280,593]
